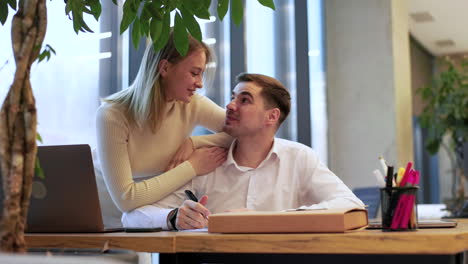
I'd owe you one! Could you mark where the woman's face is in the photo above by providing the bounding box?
[160,49,207,103]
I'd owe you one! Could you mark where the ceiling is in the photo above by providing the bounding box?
[408,0,468,56]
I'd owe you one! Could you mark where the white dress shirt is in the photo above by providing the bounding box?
[121,138,364,229]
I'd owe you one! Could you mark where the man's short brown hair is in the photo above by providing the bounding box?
[235,73,291,125]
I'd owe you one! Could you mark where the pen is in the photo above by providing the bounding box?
[185,190,209,220]
[184,190,198,202]
[378,156,388,175]
[386,166,394,188]
[373,169,386,187]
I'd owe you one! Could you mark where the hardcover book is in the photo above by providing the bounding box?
[208,208,368,233]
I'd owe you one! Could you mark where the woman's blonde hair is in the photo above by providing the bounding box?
[103,32,214,132]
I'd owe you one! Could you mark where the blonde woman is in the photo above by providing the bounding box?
[95,32,230,226]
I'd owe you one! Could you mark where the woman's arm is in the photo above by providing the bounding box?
[190,95,233,149]
[96,105,197,212]
[166,95,232,170]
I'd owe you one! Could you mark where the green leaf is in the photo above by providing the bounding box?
[37,44,56,64]
[77,15,94,33]
[112,0,117,5]
[36,132,43,143]
[6,0,16,10]
[141,17,150,37]
[217,0,229,21]
[150,0,164,20]
[131,18,141,49]
[231,0,243,26]
[68,0,94,34]
[88,0,102,21]
[35,157,45,180]
[0,2,8,25]
[38,51,47,63]
[257,0,275,10]
[153,11,170,51]
[46,44,56,55]
[202,0,212,9]
[425,139,440,155]
[150,18,163,43]
[141,2,152,21]
[120,0,137,34]
[174,12,189,56]
[181,0,199,13]
[193,8,210,20]
[180,6,202,41]
[188,0,210,20]
[65,0,72,15]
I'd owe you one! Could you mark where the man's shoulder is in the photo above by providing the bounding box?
[275,138,311,150]
[275,138,315,156]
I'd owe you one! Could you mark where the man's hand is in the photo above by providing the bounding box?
[188,147,227,176]
[176,195,211,230]
[166,138,195,171]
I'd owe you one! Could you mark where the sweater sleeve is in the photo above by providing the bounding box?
[96,105,197,212]
[189,95,233,149]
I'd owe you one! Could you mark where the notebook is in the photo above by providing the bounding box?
[0,144,123,233]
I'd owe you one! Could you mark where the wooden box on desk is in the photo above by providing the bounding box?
[208,208,368,233]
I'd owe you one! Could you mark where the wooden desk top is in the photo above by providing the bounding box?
[26,220,468,254]
[25,231,176,253]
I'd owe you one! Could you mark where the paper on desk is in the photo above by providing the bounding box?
[179,228,208,232]
[417,204,450,220]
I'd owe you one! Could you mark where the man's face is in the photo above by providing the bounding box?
[223,82,269,137]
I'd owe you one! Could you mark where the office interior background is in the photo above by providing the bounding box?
[0,0,466,205]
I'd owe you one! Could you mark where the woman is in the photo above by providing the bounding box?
[95,32,230,226]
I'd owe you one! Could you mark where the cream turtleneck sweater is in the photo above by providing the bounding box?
[96,94,231,213]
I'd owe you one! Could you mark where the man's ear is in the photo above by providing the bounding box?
[158,59,170,77]
[265,108,280,126]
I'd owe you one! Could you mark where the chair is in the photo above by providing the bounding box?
[353,187,380,219]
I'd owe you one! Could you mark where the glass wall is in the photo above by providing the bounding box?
[1,0,328,156]
[0,1,110,149]
[308,0,328,163]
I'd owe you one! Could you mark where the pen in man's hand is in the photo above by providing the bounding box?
[185,190,198,202]
[184,190,209,220]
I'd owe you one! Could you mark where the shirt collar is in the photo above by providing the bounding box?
[224,138,280,172]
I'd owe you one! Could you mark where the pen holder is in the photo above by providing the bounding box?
[380,186,418,231]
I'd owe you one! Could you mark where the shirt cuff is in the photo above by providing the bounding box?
[121,206,173,230]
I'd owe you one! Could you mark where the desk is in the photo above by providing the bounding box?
[25,220,468,264]
[26,232,176,253]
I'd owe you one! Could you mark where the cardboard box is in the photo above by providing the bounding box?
[208,208,368,233]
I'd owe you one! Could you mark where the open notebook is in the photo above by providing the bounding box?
[0,144,123,233]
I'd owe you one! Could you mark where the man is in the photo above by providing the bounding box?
[122,73,364,230]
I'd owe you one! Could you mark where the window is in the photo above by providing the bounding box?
[308,0,328,163]
[0,1,112,149]
[245,0,297,141]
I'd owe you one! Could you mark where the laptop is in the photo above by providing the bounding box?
[0,144,123,233]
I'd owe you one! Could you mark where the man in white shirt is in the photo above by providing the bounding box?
[122,73,364,230]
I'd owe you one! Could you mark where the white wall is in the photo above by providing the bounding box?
[325,0,414,188]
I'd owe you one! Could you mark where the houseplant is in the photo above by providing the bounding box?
[418,56,468,216]
[0,0,276,252]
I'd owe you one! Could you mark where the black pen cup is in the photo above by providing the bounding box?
[380,186,418,231]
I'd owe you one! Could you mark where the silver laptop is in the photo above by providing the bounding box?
[1,144,123,233]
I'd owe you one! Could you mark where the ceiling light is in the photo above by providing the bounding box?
[435,39,455,48]
[409,12,434,23]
